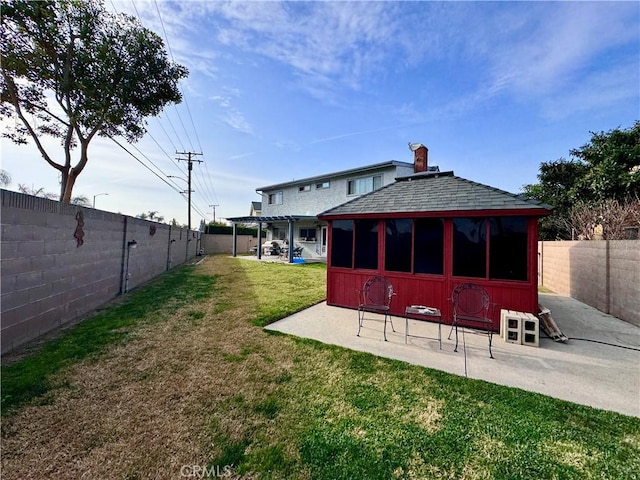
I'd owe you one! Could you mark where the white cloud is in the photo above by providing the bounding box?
[541,62,639,121]
[481,2,638,97]
[220,110,253,134]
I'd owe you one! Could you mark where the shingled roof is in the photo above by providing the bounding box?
[319,171,553,217]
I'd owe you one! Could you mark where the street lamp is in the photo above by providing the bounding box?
[93,192,108,208]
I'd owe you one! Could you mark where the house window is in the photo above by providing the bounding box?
[272,227,285,240]
[268,192,283,205]
[316,181,330,189]
[414,218,444,275]
[385,219,412,272]
[452,218,487,278]
[331,220,353,268]
[354,219,378,270]
[490,217,528,281]
[298,185,311,192]
[300,228,317,241]
[347,175,382,195]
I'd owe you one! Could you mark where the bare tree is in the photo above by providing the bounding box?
[568,199,640,240]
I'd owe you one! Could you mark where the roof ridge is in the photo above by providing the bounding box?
[319,172,554,217]
[451,174,552,208]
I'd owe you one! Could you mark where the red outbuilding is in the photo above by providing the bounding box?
[318,146,552,330]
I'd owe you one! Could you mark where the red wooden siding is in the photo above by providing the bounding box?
[326,216,541,331]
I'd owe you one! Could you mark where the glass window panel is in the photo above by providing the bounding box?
[300,228,317,241]
[414,218,444,275]
[453,218,487,277]
[354,219,378,270]
[330,220,353,268]
[268,191,283,205]
[385,219,412,272]
[347,175,383,195]
[490,217,528,281]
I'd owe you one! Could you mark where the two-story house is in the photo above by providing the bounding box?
[229,144,437,261]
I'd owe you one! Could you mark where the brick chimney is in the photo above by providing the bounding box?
[413,144,428,173]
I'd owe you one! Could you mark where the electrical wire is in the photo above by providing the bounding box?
[108,136,183,193]
[153,0,196,152]
[540,331,640,351]
[109,136,211,220]
[107,0,210,223]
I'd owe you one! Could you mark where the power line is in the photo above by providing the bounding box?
[108,136,182,193]
[176,151,203,232]
[153,0,196,152]
[154,115,179,153]
[203,160,220,205]
[146,130,187,176]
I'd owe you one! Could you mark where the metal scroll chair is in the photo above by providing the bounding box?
[449,283,495,359]
[357,276,396,341]
[293,246,304,258]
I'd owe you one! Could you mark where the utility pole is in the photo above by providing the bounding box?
[209,204,219,224]
[176,151,203,232]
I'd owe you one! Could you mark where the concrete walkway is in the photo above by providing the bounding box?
[266,293,640,417]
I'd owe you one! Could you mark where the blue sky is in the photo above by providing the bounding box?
[2,1,639,225]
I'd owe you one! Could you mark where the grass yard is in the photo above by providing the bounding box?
[1,255,639,479]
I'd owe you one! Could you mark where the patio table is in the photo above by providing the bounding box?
[405,306,442,349]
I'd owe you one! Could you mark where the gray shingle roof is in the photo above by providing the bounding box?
[319,171,553,217]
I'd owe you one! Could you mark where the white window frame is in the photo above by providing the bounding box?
[268,191,283,205]
[299,227,317,241]
[298,184,311,192]
[316,181,330,189]
[347,175,382,195]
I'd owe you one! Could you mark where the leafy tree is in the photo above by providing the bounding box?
[71,194,91,207]
[17,184,91,206]
[523,122,640,239]
[18,184,57,199]
[0,0,188,202]
[0,170,11,187]
[137,211,165,223]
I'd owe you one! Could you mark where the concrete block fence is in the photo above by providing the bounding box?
[1,189,199,354]
[538,240,640,326]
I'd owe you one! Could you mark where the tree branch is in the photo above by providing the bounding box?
[1,73,63,172]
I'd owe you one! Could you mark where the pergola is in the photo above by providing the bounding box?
[226,215,316,263]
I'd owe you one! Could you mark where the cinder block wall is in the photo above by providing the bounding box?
[609,241,640,325]
[538,241,574,295]
[201,233,259,254]
[539,240,640,326]
[1,190,198,354]
[568,241,608,313]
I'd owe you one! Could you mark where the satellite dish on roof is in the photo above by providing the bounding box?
[408,142,424,152]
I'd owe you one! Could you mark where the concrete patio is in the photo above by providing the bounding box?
[265,293,640,417]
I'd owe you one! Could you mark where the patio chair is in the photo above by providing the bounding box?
[448,283,495,358]
[270,241,282,256]
[357,276,396,341]
[293,246,304,258]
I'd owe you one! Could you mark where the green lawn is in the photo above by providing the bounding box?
[2,256,638,480]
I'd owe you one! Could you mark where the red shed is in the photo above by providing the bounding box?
[318,154,552,331]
